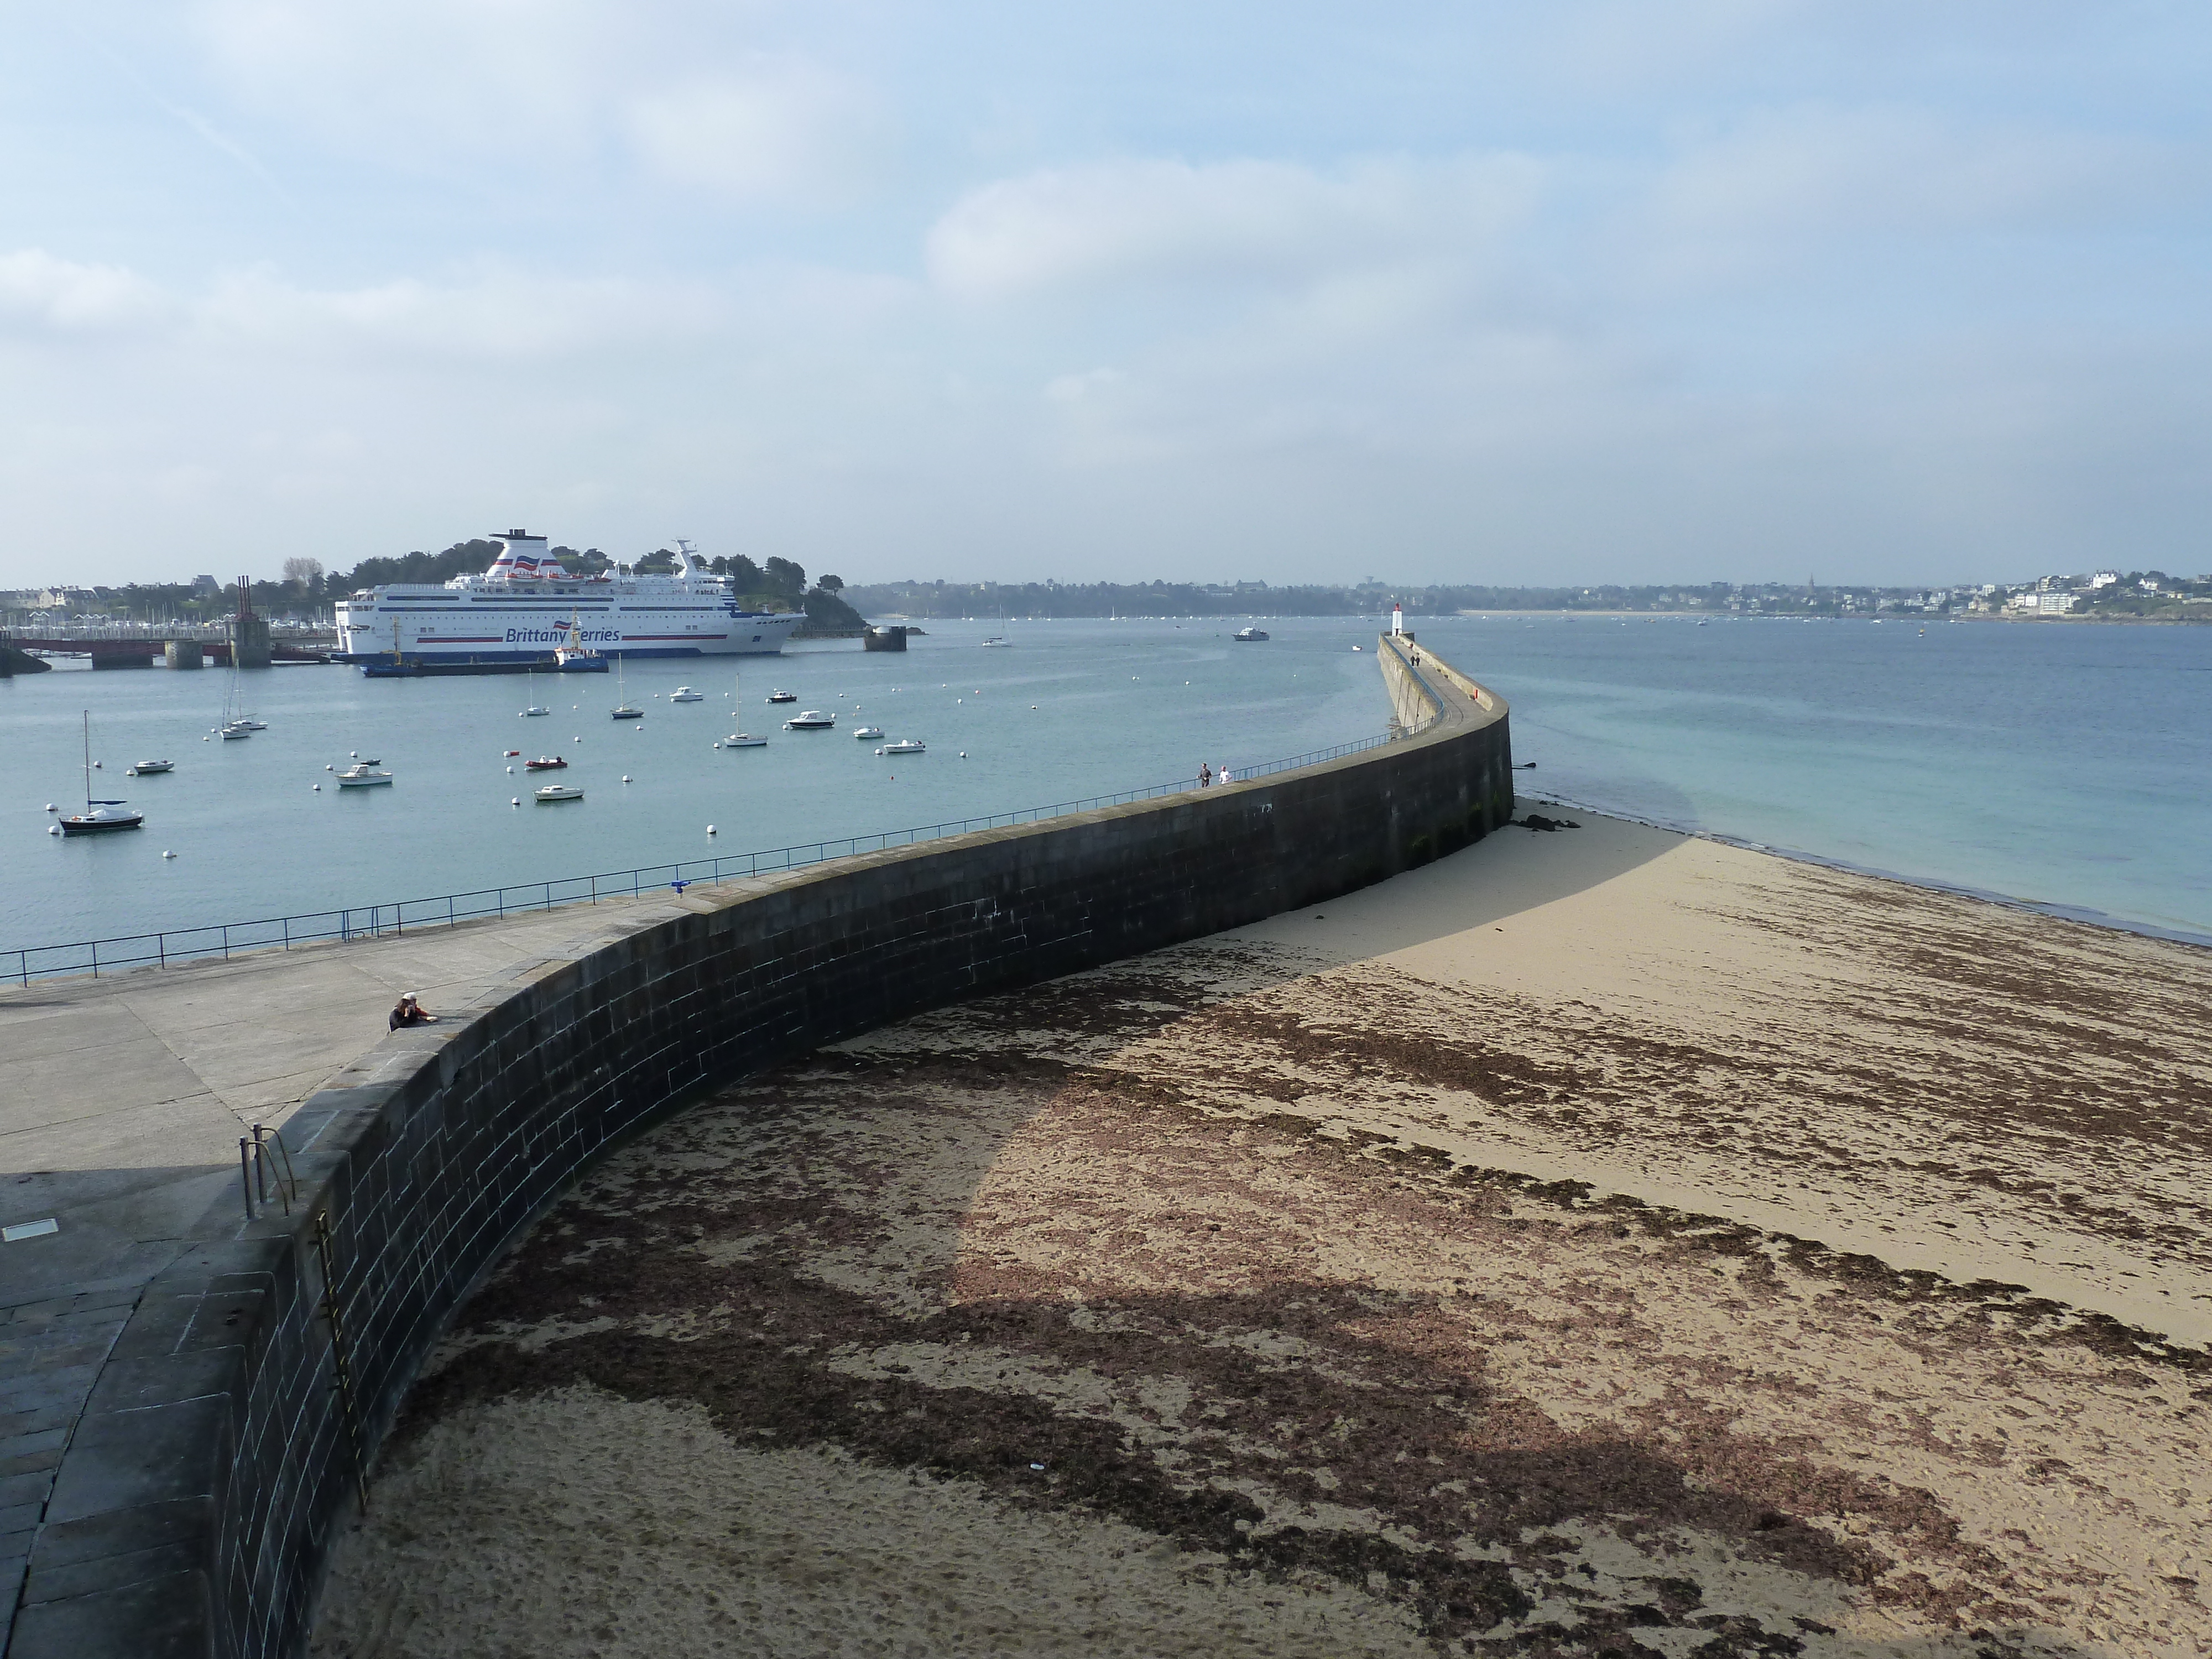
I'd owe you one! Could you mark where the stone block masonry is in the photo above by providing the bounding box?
[4,641,1509,1659]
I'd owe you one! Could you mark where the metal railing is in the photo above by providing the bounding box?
[4,728,1396,986]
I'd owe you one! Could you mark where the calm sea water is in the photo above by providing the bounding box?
[3,615,2205,951]
[0,619,1385,951]
[1462,613,2211,945]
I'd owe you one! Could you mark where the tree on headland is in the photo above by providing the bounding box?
[817,573,844,593]
[762,556,807,596]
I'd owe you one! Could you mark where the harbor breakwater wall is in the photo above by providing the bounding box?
[11,639,1509,1659]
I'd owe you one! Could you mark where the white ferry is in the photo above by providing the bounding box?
[336,531,806,674]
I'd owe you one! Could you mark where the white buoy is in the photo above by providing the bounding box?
[706,824,716,836]
[511,796,520,806]
[92,760,101,769]
[350,750,358,758]
[505,766,513,773]
[43,804,55,812]
[713,742,722,750]
[326,764,334,771]
[312,784,321,791]
[163,850,176,859]
[622,775,630,784]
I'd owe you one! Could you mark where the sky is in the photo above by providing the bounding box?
[2,2,2208,590]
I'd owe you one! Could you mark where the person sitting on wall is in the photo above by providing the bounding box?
[389,993,439,1030]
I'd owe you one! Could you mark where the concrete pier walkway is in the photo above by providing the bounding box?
[0,889,731,1642]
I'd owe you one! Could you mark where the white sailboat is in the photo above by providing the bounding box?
[611,654,643,719]
[722,669,766,746]
[522,665,551,716]
[216,658,253,739]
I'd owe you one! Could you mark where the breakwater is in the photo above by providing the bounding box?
[8,638,1507,1658]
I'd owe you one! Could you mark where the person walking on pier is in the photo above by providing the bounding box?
[1198,762,1212,788]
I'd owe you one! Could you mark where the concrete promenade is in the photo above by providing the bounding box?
[0,887,739,1645]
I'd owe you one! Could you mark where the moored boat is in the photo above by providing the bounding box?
[336,764,393,788]
[1233,626,1269,642]
[875,738,926,755]
[784,709,835,729]
[767,689,798,703]
[853,725,886,740]
[534,783,584,802]
[127,760,174,776]
[669,685,703,702]
[59,713,143,835]
[524,755,569,771]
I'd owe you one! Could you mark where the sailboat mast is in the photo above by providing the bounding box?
[82,709,91,809]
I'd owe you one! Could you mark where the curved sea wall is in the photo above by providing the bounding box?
[10,639,1508,1659]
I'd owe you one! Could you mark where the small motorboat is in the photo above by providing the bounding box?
[875,738,926,755]
[1233,627,1269,642]
[784,709,835,729]
[981,635,1011,648]
[60,714,143,834]
[233,717,268,731]
[853,725,886,740]
[534,784,584,802]
[722,733,768,749]
[336,764,393,788]
[668,686,704,703]
[767,690,798,703]
[127,760,174,776]
[525,755,569,771]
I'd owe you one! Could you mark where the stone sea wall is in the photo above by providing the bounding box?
[9,640,1509,1658]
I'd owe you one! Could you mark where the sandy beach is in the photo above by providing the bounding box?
[312,806,2212,1658]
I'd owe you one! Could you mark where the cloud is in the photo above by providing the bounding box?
[0,249,171,333]
[626,61,879,201]
[1648,105,2184,241]
[191,0,881,201]
[926,155,1542,300]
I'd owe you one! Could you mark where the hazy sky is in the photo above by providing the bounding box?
[3,2,2207,588]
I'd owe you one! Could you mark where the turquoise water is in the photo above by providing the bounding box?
[0,620,1386,952]
[3,615,2205,953]
[1454,613,2210,945]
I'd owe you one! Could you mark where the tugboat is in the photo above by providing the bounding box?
[59,713,143,836]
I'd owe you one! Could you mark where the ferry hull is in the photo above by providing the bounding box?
[355,654,609,677]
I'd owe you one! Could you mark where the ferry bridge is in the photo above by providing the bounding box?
[2,626,337,669]
[5,580,336,669]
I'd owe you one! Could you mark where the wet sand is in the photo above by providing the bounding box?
[312,807,2212,1658]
